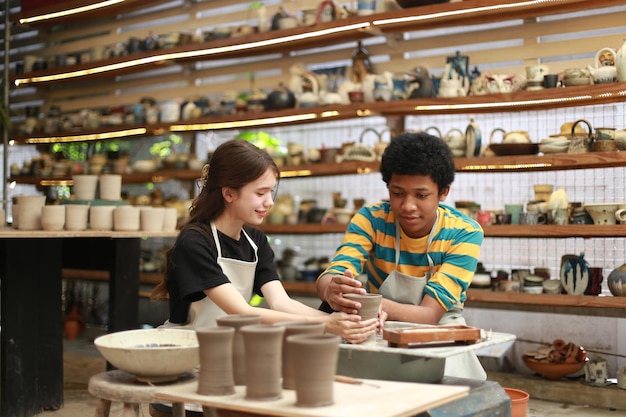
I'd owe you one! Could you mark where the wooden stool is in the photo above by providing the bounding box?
[88,370,197,417]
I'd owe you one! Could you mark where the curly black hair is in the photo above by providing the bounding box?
[380,131,455,194]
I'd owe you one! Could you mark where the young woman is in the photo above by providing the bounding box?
[152,139,376,344]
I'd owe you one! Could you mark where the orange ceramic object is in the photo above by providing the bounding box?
[522,355,586,380]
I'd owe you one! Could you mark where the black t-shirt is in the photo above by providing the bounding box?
[166,223,279,324]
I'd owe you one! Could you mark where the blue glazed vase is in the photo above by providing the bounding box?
[560,253,590,295]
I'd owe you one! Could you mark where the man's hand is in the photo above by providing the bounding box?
[323,269,367,314]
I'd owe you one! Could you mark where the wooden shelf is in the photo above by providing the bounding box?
[259,223,626,238]
[8,160,381,186]
[454,149,626,173]
[11,0,171,27]
[482,224,626,238]
[466,289,625,309]
[11,0,625,86]
[12,83,626,145]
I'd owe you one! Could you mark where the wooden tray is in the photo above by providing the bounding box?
[383,325,482,348]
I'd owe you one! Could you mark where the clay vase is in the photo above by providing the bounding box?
[287,334,340,407]
[280,321,325,389]
[240,324,285,401]
[196,326,236,396]
[607,264,626,296]
[343,293,382,344]
[215,314,262,385]
[560,253,590,296]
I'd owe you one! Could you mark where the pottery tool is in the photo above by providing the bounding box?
[334,375,380,388]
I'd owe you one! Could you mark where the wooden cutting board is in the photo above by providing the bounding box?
[383,325,482,348]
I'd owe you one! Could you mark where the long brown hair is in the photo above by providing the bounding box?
[151,139,280,300]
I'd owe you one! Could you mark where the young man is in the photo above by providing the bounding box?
[316,131,486,379]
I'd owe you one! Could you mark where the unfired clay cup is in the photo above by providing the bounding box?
[72,175,98,201]
[98,174,122,201]
[140,207,165,231]
[89,205,116,231]
[41,205,66,231]
[113,206,140,231]
[162,207,178,231]
[17,195,46,230]
[64,204,90,231]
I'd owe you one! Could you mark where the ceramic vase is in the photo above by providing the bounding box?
[287,334,340,407]
[196,326,236,396]
[343,293,382,344]
[560,253,590,296]
[215,314,262,385]
[280,321,325,389]
[607,263,626,296]
[240,324,285,400]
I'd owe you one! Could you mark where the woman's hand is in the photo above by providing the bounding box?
[325,312,378,344]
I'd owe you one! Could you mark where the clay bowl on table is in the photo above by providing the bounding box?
[94,328,199,383]
[522,355,586,380]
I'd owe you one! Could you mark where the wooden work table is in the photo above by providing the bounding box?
[0,228,177,417]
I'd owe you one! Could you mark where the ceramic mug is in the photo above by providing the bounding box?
[504,204,524,225]
[519,212,547,225]
[551,208,569,225]
[543,74,562,88]
[494,212,512,225]
[525,65,550,82]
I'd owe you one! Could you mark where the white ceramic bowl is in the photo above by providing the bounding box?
[94,328,199,383]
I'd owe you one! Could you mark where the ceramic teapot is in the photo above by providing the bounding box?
[265,82,296,110]
[587,47,617,84]
[568,119,594,153]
